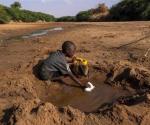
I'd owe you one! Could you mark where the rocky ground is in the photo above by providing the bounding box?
[0,22,150,125]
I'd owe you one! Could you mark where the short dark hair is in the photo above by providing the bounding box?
[62,41,76,53]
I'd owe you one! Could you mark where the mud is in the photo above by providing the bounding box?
[39,72,132,113]
[0,22,150,125]
[105,61,150,91]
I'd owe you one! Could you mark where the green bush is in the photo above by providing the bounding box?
[6,8,55,22]
[0,3,55,23]
[57,16,76,22]
[109,0,150,21]
[142,3,150,19]
[11,1,21,9]
[35,12,55,22]
[0,5,11,23]
[76,11,92,21]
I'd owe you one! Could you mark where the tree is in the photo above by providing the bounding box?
[97,3,108,13]
[11,1,21,9]
[109,0,150,21]
[76,11,92,21]
[142,3,150,20]
[0,5,11,23]
[57,16,76,22]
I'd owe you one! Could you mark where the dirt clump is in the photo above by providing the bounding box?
[105,61,150,90]
[2,99,85,125]
[100,104,143,125]
[0,75,37,100]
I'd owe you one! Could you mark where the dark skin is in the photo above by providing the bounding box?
[63,46,86,87]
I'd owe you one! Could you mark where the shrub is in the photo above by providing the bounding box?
[109,0,150,21]
[0,5,11,23]
[76,11,92,21]
[57,16,76,22]
[11,1,21,9]
[142,3,150,20]
[0,2,55,23]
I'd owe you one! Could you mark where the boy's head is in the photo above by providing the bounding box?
[62,41,76,58]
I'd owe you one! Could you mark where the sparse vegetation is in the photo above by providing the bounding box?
[91,3,109,14]
[57,3,109,22]
[75,3,109,22]
[75,0,150,21]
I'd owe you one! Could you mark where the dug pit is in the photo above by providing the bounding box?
[37,71,135,113]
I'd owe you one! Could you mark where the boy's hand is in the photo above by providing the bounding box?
[68,72,85,87]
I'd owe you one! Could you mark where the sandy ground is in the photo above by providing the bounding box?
[0,22,150,125]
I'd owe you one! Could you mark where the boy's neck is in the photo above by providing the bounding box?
[61,50,68,57]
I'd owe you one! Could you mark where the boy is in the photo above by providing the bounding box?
[40,41,85,87]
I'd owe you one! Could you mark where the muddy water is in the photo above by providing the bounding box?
[40,73,132,113]
[22,27,63,39]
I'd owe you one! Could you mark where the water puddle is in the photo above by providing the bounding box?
[22,27,63,39]
[40,73,133,113]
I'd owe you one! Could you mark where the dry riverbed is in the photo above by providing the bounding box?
[0,22,150,125]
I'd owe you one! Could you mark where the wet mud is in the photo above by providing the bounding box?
[39,72,133,113]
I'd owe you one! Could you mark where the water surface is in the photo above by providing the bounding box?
[40,73,132,113]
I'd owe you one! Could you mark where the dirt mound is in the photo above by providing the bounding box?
[98,101,150,125]
[0,75,37,100]
[1,61,150,125]
[7,97,149,125]
[105,61,150,90]
[2,99,85,125]
[1,60,150,125]
[101,104,143,125]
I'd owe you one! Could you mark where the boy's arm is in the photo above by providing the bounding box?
[67,60,73,64]
[67,59,74,64]
[68,72,85,87]
[67,56,75,64]
[60,63,85,87]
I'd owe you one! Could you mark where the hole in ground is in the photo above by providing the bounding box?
[37,71,135,113]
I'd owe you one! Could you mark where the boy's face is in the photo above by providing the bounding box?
[66,48,76,58]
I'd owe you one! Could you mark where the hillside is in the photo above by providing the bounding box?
[0,2,55,24]
[57,0,150,22]
[109,0,150,21]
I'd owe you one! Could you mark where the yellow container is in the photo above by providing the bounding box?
[73,57,88,66]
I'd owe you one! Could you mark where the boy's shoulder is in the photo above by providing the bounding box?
[48,50,66,61]
[49,50,63,55]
